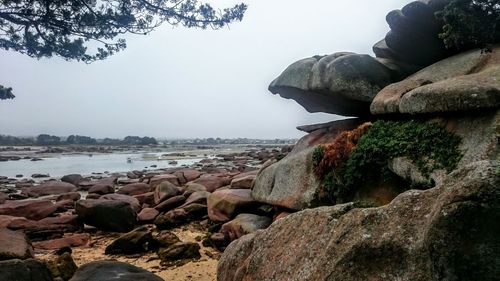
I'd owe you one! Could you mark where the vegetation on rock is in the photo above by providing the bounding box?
[437,0,500,50]
[313,120,463,204]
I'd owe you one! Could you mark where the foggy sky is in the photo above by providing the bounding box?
[0,0,410,139]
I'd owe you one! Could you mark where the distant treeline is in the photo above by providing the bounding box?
[0,134,158,146]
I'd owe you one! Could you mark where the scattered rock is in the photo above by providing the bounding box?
[56,192,81,202]
[88,183,115,195]
[69,260,163,281]
[137,208,159,223]
[117,183,151,196]
[154,181,181,205]
[207,189,259,222]
[154,204,207,230]
[154,231,181,248]
[105,226,154,255]
[47,252,78,281]
[0,228,33,260]
[61,174,84,186]
[32,234,90,250]
[192,175,231,192]
[230,175,255,189]
[0,199,57,220]
[149,174,179,188]
[75,200,137,232]
[100,194,141,213]
[158,242,201,265]
[22,181,77,198]
[154,195,186,212]
[0,259,53,281]
[219,214,272,241]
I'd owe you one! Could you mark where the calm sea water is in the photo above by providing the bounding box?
[0,152,203,179]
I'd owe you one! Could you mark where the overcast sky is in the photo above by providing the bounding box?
[0,0,410,139]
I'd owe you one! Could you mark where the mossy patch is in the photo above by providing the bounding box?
[313,120,463,205]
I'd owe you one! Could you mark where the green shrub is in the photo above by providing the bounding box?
[437,0,500,50]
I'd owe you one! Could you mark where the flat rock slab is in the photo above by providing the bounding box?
[0,228,33,260]
[69,260,163,281]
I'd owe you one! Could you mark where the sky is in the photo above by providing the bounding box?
[0,0,411,139]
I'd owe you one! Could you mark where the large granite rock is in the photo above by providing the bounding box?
[218,161,500,281]
[0,199,57,220]
[375,0,452,67]
[75,199,137,232]
[69,260,163,281]
[22,181,77,198]
[0,259,53,281]
[371,46,500,114]
[269,53,399,116]
[0,228,33,260]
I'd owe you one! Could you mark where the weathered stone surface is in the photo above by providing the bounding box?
[56,192,81,202]
[47,252,78,281]
[0,199,57,220]
[22,181,77,198]
[208,189,258,222]
[88,183,114,195]
[137,208,159,222]
[105,226,154,255]
[154,231,181,248]
[32,233,90,250]
[69,260,163,281]
[252,147,320,211]
[133,192,155,206]
[154,195,186,212]
[154,204,207,230]
[0,259,53,281]
[182,183,207,197]
[0,228,33,260]
[230,175,255,189]
[371,46,500,114]
[61,174,84,186]
[173,169,201,185]
[220,214,272,241]
[181,191,210,207]
[149,174,179,188]
[192,175,231,192]
[100,194,141,213]
[4,215,81,242]
[269,53,396,116]
[158,242,201,264]
[154,181,181,205]
[218,161,500,281]
[117,183,151,196]
[75,200,137,232]
[375,0,451,67]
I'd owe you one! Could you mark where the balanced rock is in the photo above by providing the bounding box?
[69,260,163,281]
[269,53,399,116]
[75,200,137,232]
[218,161,500,281]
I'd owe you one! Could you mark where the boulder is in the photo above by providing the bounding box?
[88,183,115,195]
[137,208,159,223]
[133,192,155,206]
[56,192,81,202]
[268,53,396,116]
[0,199,57,220]
[75,200,137,232]
[69,260,163,281]
[149,174,179,188]
[158,242,201,265]
[181,191,210,207]
[220,214,272,241]
[0,228,33,260]
[154,204,207,230]
[371,46,500,114]
[182,183,207,197]
[32,233,90,250]
[192,175,231,192]
[218,161,500,281]
[61,174,84,186]
[207,189,259,222]
[105,226,154,255]
[46,252,78,281]
[117,183,151,196]
[230,175,256,189]
[173,169,201,185]
[154,195,186,212]
[22,181,77,198]
[0,259,53,281]
[375,0,451,67]
[154,181,181,205]
[100,194,141,213]
[154,231,181,248]
[251,147,321,211]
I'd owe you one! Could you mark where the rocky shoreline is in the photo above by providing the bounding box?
[0,145,292,280]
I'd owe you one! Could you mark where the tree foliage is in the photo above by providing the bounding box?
[0,84,14,99]
[0,0,247,62]
[437,0,500,50]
